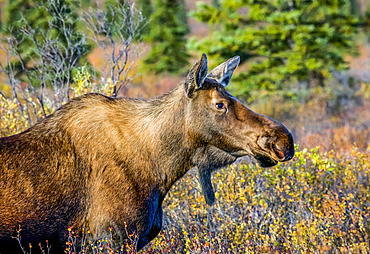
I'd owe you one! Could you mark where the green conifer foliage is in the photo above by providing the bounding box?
[143,0,190,74]
[137,0,153,35]
[192,0,359,99]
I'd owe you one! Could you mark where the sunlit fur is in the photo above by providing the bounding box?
[0,56,294,253]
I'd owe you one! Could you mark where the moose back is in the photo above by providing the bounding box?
[0,54,294,253]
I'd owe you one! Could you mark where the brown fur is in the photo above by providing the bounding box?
[0,54,294,253]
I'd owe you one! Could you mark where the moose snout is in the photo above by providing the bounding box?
[256,131,295,164]
[256,127,295,164]
[271,139,295,162]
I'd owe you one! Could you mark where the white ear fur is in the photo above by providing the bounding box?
[207,56,240,87]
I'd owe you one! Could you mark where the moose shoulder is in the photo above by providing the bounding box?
[0,54,294,253]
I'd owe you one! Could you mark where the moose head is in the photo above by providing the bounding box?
[185,54,294,205]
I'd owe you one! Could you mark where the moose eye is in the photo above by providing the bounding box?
[215,102,225,110]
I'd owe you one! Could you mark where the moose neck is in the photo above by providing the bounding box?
[123,85,196,197]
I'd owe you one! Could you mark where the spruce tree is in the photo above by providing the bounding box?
[143,0,190,74]
[192,0,359,99]
[137,0,153,35]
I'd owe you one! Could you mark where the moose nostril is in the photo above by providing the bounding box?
[272,143,285,160]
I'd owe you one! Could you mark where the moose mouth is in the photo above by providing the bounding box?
[254,153,278,167]
[253,143,287,167]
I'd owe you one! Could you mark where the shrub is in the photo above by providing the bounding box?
[145,145,370,253]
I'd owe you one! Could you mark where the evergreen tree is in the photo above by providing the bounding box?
[192,0,359,99]
[143,0,190,74]
[137,0,153,35]
[176,0,190,34]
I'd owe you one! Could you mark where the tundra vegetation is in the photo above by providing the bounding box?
[0,0,369,253]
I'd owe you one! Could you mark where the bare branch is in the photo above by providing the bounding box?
[1,0,88,126]
[0,42,26,119]
[1,0,146,132]
[83,0,146,97]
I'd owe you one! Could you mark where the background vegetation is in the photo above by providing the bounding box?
[191,0,359,98]
[0,0,369,253]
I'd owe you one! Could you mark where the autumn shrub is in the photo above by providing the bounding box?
[0,97,30,136]
[12,145,368,253]
[14,225,140,254]
[144,145,370,253]
[63,226,138,254]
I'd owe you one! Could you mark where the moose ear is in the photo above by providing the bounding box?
[184,53,208,98]
[207,56,240,87]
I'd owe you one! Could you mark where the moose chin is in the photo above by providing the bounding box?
[0,54,294,253]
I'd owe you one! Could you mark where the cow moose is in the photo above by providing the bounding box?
[0,54,294,253]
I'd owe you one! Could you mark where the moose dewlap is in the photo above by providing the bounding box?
[0,54,294,253]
